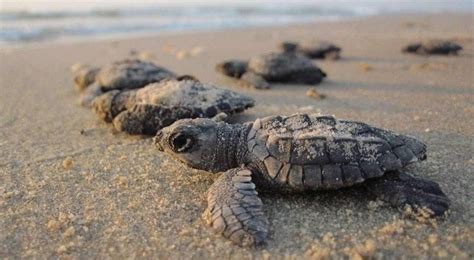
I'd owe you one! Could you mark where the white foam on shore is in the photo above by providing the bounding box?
[0,0,471,47]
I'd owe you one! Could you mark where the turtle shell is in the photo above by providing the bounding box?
[132,79,255,118]
[298,41,341,59]
[419,40,462,54]
[96,59,177,91]
[403,40,462,55]
[247,114,426,190]
[247,53,317,81]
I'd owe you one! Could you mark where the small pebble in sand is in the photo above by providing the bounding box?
[176,50,190,60]
[57,245,68,254]
[70,63,85,73]
[3,190,17,199]
[306,88,326,100]
[425,128,431,132]
[162,43,176,54]
[62,157,73,170]
[359,63,373,72]
[190,46,205,56]
[410,62,447,72]
[63,226,75,237]
[138,51,155,60]
[115,176,129,188]
[427,234,438,245]
[47,219,60,232]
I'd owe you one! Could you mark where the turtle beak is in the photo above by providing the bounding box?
[154,130,164,151]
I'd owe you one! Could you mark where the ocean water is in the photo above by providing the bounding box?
[0,1,471,47]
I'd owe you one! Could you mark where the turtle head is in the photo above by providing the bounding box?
[215,60,248,78]
[71,64,99,92]
[279,41,298,53]
[155,118,224,172]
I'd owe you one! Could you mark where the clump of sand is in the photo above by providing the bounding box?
[306,88,327,100]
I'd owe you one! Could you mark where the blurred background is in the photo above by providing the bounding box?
[0,0,472,48]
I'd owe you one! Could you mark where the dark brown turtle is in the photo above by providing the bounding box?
[72,59,177,107]
[154,114,449,246]
[280,40,342,60]
[91,78,254,135]
[216,52,326,89]
[403,40,462,55]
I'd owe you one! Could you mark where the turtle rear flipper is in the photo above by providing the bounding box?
[365,171,449,217]
[206,168,268,246]
[239,72,270,89]
[79,83,103,108]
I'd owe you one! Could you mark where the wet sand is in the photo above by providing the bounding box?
[0,13,473,258]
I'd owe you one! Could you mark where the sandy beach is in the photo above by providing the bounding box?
[1,13,473,258]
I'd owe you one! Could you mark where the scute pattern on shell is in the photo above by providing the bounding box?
[247,114,427,190]
[134,79,255,117]
[96,59,177,91]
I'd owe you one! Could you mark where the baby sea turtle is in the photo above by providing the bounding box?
[216,52,326,89]
[280,40,342,60]
[403,40,462,55]
[155,114,449,246]
[92,78,254,135]
[72,59,177,107]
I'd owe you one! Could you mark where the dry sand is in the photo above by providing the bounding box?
[1,13,473,259]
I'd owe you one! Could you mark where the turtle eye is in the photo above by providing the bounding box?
[170,132,194,153]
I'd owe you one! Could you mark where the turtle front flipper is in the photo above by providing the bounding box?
[206,168,268,246]
[92,90,134,122]
[113,104,193,135]
[79,83,104,108]
[239,72,270,89]
[365,171,449,217]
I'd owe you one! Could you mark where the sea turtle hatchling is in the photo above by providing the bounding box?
[279,40,342,60]
[154,114,449,246]
[216,52,326,89]
[402,40,462,55]
[92,78,254,135]
[72,59,178,107]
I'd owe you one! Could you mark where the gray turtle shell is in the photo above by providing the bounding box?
[298,40,341,58]
[131,79,255,116]
[247,114,426,190]
[247,53,317,80]
[403,40,462,55]
[96,59,177,91]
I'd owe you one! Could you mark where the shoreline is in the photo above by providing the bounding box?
[0,11,469,51]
